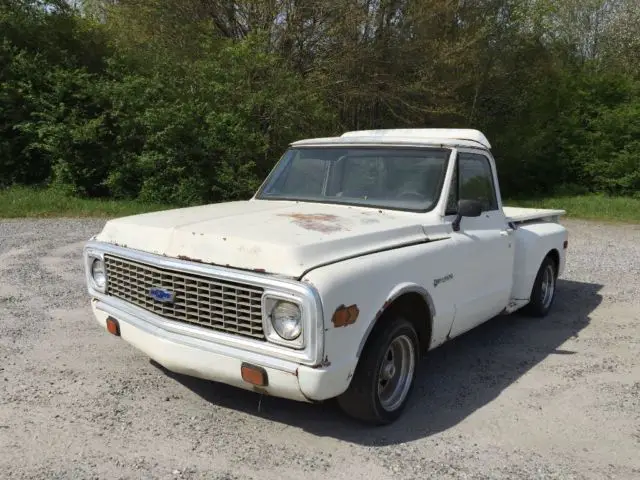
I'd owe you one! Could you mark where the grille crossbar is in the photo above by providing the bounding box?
[103,255,265,340]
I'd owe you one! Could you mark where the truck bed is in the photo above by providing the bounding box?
[503,206,566,224]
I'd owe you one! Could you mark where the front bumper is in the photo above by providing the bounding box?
[91,299,350,403]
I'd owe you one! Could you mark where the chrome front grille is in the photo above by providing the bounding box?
[103,255,265,340]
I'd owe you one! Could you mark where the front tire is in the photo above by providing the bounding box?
[337,317,419,425]
[525,255,557,317]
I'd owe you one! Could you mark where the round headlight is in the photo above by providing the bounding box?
[91,258,107,290]
[270,301,302,340]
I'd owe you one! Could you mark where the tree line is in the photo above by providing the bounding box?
[1,0,639,206]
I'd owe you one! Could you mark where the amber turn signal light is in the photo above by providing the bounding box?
[106,317,120,336]
[241,363,268,387]
[331,304,360,327]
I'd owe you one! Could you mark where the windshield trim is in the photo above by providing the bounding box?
[255,145,453,213]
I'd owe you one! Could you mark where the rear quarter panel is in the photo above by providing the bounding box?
[302,237,458,397]
[510,222,568,300]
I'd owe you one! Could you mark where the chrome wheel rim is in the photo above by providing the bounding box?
[541,264,556,309]
[377,335,415,412]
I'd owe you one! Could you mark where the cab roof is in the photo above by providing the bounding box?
[290,128,491,150]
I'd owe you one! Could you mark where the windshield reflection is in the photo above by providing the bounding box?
[257,147,451,212]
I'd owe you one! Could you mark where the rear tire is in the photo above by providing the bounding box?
[337,316,419,425]
[524,255,557,317]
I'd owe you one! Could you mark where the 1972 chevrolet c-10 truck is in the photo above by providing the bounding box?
[84,129,568,424]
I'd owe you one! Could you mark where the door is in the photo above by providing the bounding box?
[445,151,515,338]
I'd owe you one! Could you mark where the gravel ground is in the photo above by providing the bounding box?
[0,218,638,480]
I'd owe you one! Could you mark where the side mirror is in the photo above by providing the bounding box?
[452,199,483,232]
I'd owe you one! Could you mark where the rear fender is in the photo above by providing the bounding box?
[511,222,568,300]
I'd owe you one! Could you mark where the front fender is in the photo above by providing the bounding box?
[301,238,457,398]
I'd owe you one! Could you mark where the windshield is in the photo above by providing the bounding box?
[256,146,451,212]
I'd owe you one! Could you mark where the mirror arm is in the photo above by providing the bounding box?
[452,213,462,232]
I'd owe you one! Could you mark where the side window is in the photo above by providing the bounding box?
[445,153,498,214]
[458,153,498,211]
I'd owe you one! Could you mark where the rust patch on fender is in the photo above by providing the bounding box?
[177,255,204,264]
[278,213,345,233]
[164,255,279,277]
[311,356,332,369]
[377,300,391,316]
[332,304,360,327]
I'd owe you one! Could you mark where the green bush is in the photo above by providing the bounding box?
[0,0,111,188]
[1,1,334,205]
[0,42,52,186]
[554,73,640,196]
[98,36,334,205]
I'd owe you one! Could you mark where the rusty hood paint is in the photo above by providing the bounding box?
[95,200,434,278]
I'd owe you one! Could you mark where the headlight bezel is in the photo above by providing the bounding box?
[85,249,108,294]
[262,294,305,349]
[91,258,107,290]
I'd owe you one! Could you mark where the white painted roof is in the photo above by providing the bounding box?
[342,129,491,149]
[290,128,491,150]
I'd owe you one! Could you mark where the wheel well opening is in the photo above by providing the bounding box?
[375,292,432,353]
[547,249,560,274]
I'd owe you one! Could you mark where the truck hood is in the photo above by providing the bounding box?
[95,200,442,278]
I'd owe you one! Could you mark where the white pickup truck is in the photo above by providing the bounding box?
[84,129,568,424]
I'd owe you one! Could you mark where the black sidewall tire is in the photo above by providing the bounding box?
[526,256,557,317]
[338,317,420,425]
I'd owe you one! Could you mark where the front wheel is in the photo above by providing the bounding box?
[524,255,558,317]
[337,317,419,425]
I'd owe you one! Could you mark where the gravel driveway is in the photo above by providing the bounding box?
[0,218,638,480]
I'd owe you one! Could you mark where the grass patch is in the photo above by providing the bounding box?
[0,186,172,219]
[507,194,640,224]
[2,187,639,224]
